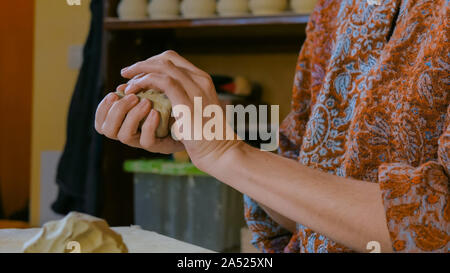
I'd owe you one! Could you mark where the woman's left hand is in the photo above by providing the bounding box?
[119,50,242,171]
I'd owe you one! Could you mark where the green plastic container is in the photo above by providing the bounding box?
[125,159,244,252]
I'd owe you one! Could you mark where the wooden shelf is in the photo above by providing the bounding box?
[104,14,310,30]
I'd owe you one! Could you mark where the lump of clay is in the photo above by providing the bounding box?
[116,89,172,138]
[23,212,128,253]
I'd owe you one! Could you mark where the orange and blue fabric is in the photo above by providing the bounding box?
[244,0,449,253]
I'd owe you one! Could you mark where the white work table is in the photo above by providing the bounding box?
[0,226,213,253]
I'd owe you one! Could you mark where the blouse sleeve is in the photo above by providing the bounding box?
[243,0,350,252]
[378,106,450,253]
[243,195,292,252]
[243,0,336,252]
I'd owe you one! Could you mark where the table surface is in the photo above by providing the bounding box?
[0,226,213,253]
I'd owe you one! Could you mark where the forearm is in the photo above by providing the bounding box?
[259,204,296,233]
[202,143,393,253]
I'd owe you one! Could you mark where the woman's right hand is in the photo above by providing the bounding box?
[94,89,185,154]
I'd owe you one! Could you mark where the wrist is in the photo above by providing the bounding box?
[196,140,249,175]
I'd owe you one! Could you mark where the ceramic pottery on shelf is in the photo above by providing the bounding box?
[148,0,180,20]
[249,0,288,15]
[217,0,249,16]
[117,0,148,20]
[290,0,317,14]
[180,0,217,18]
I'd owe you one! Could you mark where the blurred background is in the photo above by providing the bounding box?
[0,0,314,252]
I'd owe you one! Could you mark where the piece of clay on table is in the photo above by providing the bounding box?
[22,212,128,253]
[115,89,172,138]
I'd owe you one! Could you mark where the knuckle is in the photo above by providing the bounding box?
[118,132,132,144]
[204,73,213,84]
[205,74,213,83]
[103,129,115,139]
[157,58,170,67]
[196,70,211,80]
[139,138,152,149]
[162,50,177,57]
[198,75,213,89]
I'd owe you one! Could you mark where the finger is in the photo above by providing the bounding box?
[140,109,159,150]
[101,94,139,139]
[122,50,208,79]
[117,99,152,147]
[130,72,146,82]
[122,65,210,93]
[155,50,208,76]
[123,60,202,98]
[117,72,147,93]
[124,73,192,107]
[121,51,213,93]
[95,93,119,134]
[116,84,127,92]
[140,110,185,154]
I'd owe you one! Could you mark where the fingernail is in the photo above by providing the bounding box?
[121,67,129,73]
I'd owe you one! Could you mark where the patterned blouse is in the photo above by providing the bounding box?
[244,0,449,253]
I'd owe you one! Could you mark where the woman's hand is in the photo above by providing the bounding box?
[95,87,185,155]
[97,50,243,170]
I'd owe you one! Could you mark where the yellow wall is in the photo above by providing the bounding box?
[185,53,297,120]
[30,0,91,226]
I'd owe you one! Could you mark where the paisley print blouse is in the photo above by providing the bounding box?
[244,0,449,253]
